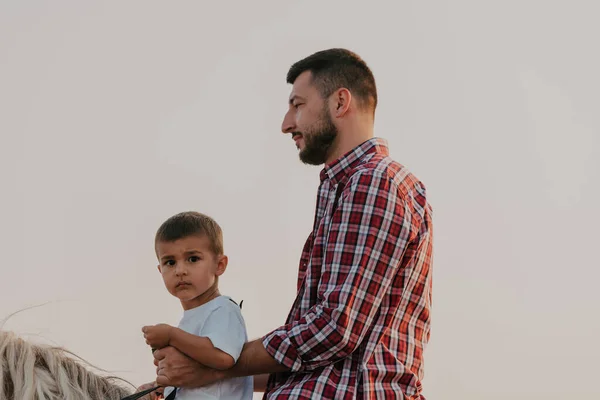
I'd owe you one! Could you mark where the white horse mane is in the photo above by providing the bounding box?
[0,329,133,400]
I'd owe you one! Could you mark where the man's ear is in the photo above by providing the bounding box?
[216,255,228,276]
[331,88,352,117]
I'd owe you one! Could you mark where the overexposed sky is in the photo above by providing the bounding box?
[1,1,599,399]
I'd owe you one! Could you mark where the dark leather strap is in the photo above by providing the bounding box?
[120,385,177,400]
[119,385,161,400]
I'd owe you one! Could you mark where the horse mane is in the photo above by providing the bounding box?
[0,330,133,400]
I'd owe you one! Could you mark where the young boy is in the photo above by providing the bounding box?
[139,211,253,400]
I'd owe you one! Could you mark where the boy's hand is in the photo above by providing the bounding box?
[142,324,173,349]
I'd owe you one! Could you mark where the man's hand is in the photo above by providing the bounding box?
[134,381,162,400]
[153,346,224,388]
[142,323,173,349]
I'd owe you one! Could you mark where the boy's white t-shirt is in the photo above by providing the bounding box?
[162,295,253,400]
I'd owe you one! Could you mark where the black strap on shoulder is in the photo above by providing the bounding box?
[229,298,243,309]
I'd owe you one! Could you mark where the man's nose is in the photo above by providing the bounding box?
[281,110,296,134]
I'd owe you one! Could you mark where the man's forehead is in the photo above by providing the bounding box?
[288,71,314,101]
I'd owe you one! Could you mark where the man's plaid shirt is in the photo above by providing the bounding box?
[261,138,434,399]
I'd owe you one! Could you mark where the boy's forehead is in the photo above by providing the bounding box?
[155,235,211,255]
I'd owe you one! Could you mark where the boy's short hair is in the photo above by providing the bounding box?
[155,211,224,256]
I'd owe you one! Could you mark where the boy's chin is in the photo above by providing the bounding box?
[176,291,209,303]
[176,293,199,302]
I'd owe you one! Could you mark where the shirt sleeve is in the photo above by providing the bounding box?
[262,170,419,372]
[202,303,247,362]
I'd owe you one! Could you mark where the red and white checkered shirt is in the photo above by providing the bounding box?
[262,138,434,399]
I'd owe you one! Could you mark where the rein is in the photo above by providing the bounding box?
[120,385,176,400]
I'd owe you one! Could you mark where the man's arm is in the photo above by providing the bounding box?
[259,170,418,373]
[154,341,288,388]
[253,373,270,393]
[154,307,283,388]
[224,339,289,378]
[169,328,235,370]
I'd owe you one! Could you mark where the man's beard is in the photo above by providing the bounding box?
[297,107,338,166]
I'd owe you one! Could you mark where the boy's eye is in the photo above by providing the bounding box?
[189,256,200,263]
[164,260,175,266]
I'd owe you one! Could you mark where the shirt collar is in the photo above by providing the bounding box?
[319,137,389,184]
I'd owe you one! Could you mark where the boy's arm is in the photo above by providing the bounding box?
[169,327,235,370]
[151,303,249,386]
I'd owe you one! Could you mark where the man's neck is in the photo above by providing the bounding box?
[326,123,374,164]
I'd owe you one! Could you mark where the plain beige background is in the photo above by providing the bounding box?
[1,1,598,399]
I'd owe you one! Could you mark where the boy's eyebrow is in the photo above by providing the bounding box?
[184,249,203,254]
[159,250,204,261]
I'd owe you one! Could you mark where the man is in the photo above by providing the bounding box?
[153,48,434,399]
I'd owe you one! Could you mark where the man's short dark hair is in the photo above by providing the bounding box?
[286,48,377,113]
[155,211,224,256]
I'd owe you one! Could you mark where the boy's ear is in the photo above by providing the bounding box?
[215,255,228,276]
[156,264,161,273]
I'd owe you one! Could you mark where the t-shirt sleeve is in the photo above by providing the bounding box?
[201,304,247,362]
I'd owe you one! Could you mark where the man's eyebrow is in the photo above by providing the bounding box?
[289,95,306,105]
